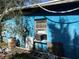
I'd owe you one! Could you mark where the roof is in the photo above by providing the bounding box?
[0,0,79,18]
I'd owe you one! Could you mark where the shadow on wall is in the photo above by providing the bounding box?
[48,17,79,59]
[73,31,79,59]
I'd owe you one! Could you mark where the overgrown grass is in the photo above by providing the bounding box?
[10,53,37,59]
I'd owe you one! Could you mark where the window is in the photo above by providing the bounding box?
[34,18,47,41]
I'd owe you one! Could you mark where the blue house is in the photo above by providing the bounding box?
[1,0,79,59]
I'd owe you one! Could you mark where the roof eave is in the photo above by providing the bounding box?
[0,0,79,17]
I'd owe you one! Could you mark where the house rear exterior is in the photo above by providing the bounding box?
[0,0,79,59]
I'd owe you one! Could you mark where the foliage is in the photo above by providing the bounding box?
[0,0,23,14]
[10,53,36,59]
[0,40,7,48]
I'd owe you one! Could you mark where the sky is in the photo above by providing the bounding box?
[24,0,49,5]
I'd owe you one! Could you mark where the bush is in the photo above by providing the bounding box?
[10,53,36,59]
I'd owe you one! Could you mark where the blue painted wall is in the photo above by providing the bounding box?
[3,15,79,59]
[33,16,79,59]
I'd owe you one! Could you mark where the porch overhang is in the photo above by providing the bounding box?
[0,0,79,20]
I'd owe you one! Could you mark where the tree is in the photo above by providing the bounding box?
[0,0,27,47]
